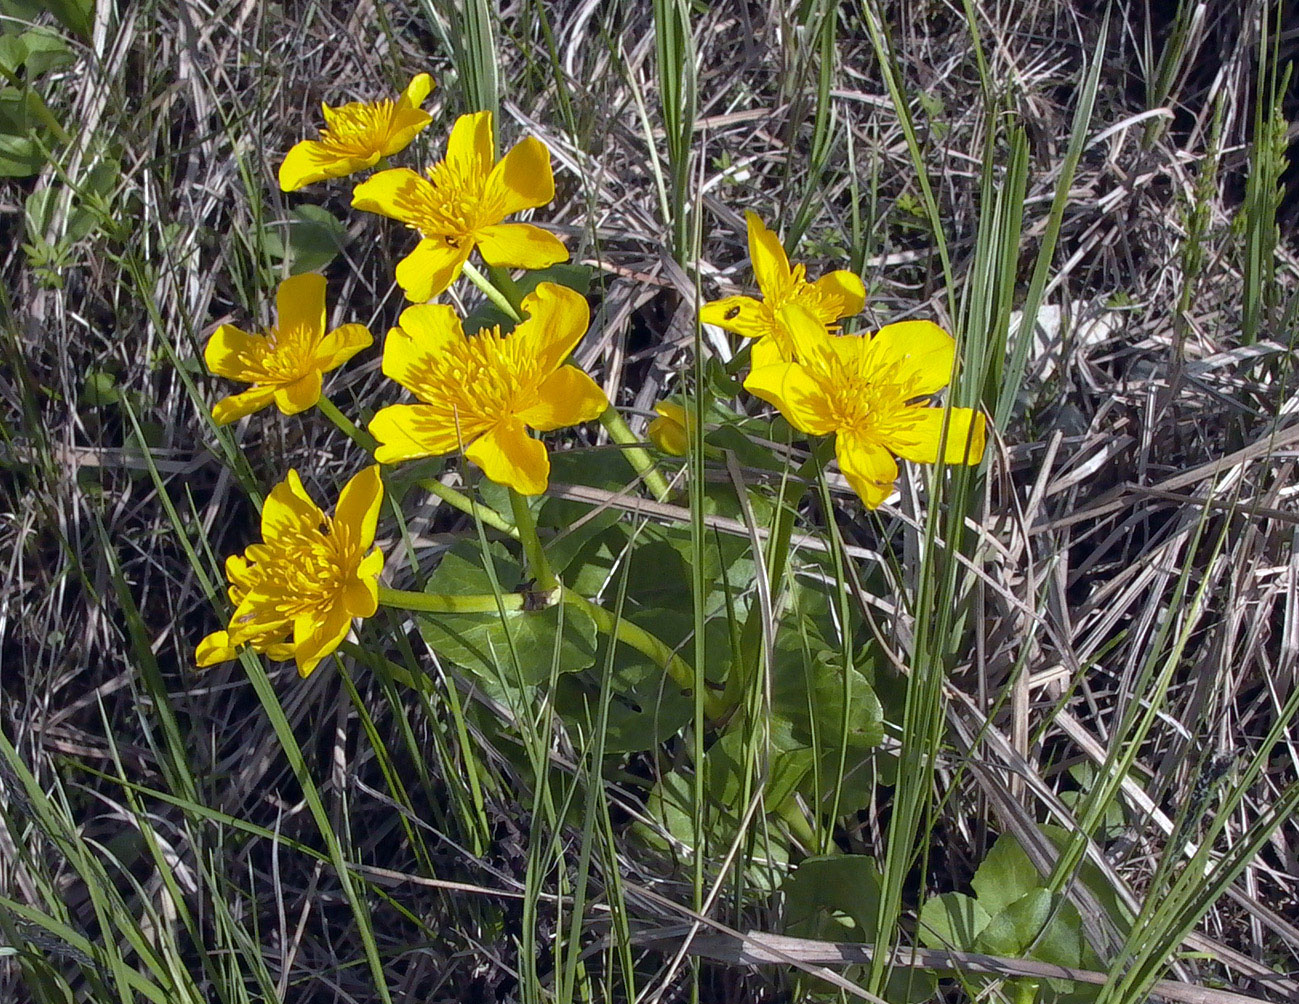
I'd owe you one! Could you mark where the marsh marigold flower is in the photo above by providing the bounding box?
[700,211,865,364]
[745,304,986,509]
[278,73,435,191]
[205,273,371,425]
[369,282,608,495]
[647,400,692,456]
[196,466,385,677]
[352,110,566,301]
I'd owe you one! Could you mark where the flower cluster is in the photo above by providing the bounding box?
[197,466,384,677]
[197,71,990,678]
[200,75,605,673]
[701,212,986,509]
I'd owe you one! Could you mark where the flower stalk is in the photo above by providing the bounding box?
[509,488,558,595]
[378,586,526,614]
[560,587,726,721]
[600,405,673,502]
[462,260,523,322]
[317,395,378,453]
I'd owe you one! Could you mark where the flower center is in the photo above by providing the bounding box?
[242,323,318,386]
[808,342,913,435]
[319,100,394,156]
[242,518,353,624]
[401,157,503,243]
[411,325,542,434]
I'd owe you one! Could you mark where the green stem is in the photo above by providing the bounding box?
[317,396,377,453]
[486,264,528,317]
[772,794,821,852]
[509,488,558,594]
[560,587,726,721]
[378,586,526,614]
[462,260,523,322]
[600,405,673,502]
[417,478,518,538]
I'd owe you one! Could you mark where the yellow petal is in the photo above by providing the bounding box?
[370,403,476,463]
[211,386,276,425]
[750,333,789,368]
[743,361,837,436]
[395,238,472,301]
[196,630,237,667]
[648,401,689,456]
[776,302,838,366]
[445,110,495,184]
[314,323,373,372]
[514,281,589,374]
[866,320,955,396]
[484,135,555,217]
[342,577,379,619]
[278,140,368,192]
[397,72,434,110]
[335,465,384,553]
[745,211,792,301]
[292,604,352,677]
[276,273,327,340]
[517,366,608,432]
[382,304,463,393]
[351,168,431,223]
[381,108,434,158]
[699,296,774,340]
[205,324,263,379]
[887,407,986,466]
[260,470,325,541]
[388,108,433,147]
[813,269,866,318]
[476,223,567,271]
[273,370,323,415]
[835,430,898,510]
[464,418,549,495]
[357,548,384,582]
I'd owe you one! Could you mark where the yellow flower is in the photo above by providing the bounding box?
[204,273,372,425]
[700,211,865,364]
[369,282,608,495]
[351,110,566,301]
[278,73,435,192]
[745,304,986,509]
[196,466,385,677]
[647,400,692,456]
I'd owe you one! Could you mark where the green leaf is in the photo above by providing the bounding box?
[417,541,598,685]
[975,889,1083,972]
[784,854,882,940]
[783,856,939,1004]
[972,832,1047,917]
[705,730,815,813]
[82,368,120,406]
[263,205,347,274]
[3,27,73,77]
[0,0,93,41]
[918,892,992,950]
[553,647,692,755]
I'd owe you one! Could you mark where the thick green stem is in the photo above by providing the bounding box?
[600,405,673,502]
[560,587,725,721]
[486,264,528,317]
[378,586,526,614]
[317,395,377,453]
[418,478,518,538]
[772,794,822,852]
[509,488,558,594]
[462,260,523,322]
